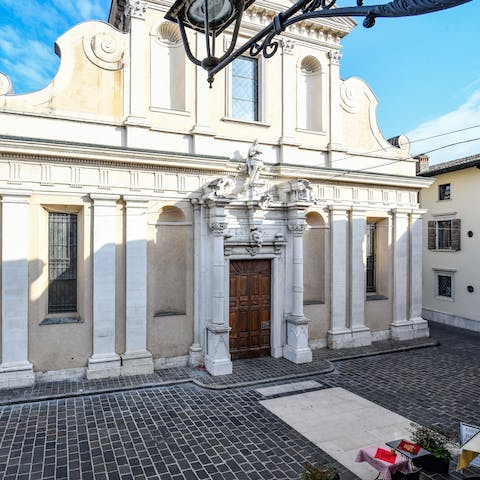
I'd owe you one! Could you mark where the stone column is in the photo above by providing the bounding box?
[350,208,371,346]
[124,0,149,129]
[390,208,410,340]
[87,194,121,379]
[284,207,312,364]
[409,210,429,337]
[188,198,202,366]
[0,192,34,389]
[122,196,154,375]
[204,201,232,375]
[327,205,350,348]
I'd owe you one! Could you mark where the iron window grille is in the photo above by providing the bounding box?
[437,274,452,298]
[48,212,78,313]
[366,222,376,293]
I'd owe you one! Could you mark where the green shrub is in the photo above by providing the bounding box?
[410,424,452,461]
[301,463,339,480]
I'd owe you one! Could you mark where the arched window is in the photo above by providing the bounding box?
[297,56,322,131]
[151,22,186,111]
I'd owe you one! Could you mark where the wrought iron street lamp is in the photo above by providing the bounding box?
[166,0,472,86]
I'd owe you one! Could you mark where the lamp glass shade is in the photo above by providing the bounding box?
[186,0,234,29]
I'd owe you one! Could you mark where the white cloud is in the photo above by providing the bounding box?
[407,90,480,165]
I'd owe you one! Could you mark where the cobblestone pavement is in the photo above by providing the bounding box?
[0,335,437,406]
[0,322,478,480]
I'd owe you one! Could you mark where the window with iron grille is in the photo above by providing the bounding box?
[438,183,451,200]
[231,57,258,121]
[366,222,376,293]
[434,270,454,300]
[48,213,77,313]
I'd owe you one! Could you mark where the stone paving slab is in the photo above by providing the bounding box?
[254,380,322,397]
[0,336,439,406]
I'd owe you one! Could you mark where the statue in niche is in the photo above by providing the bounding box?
[246,139,264,185]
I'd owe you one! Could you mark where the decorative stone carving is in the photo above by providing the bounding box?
[328,50,342,65]
[258,194,272,210]
[281,38,295,54]
[288,224,306,236]
[289,179,316,203]
[0,73,13,95]
[246,139,264,186]
[125,0,147,19]
[250,228,263,246]
[202,176,235,201]
[209,222,227,236]
[340,79,363,114]
[83,31,124,71]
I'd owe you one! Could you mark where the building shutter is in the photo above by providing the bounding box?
[452,219,461,251]
[427,221,436,250]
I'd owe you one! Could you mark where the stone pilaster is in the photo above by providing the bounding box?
[188,199,203,366]
[284,208,312,364]
[0,192,34,389]
[327,50,344,166]
[327,205,350,348]
[87,194,121,379]
[124,0,149,129]
[390,208,412,340]
[204,201,232,375]
[122,196,154,375]
[350,209,371,346]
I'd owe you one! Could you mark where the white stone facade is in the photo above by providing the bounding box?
[0,0,432,387]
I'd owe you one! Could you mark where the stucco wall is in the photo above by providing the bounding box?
[421,167,480,324]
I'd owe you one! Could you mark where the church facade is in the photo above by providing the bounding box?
[0,0,432,387]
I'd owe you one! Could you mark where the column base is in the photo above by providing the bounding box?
[87,353,121,380]
[0,361,34,389]
[284,315,312,364]
[391,318,429,341]
[121,351,154,376]
[188,343,203,367]
[205,323,232,376]
[327,327,371,349]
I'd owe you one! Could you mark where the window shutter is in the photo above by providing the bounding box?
[452,219,461,251]
[427,221,436,250]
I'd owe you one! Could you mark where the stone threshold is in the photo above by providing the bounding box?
[0,337,439,407]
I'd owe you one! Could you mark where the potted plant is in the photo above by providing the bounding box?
[301,462,340,480]
[410,424,452,473]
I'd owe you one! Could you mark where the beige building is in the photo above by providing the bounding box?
[0,0,432,388]
[418,154,480,333]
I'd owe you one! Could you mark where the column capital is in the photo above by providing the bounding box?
[209,222,227,236]
[410,209,427,219]
[90,193,121,205]
[125,0,146,19]
[329,204,351,214]
[390,207,411,217]
[288,223,306,236]
[350,207,367,218]
[123,195,150,207]
[0,190,32,203]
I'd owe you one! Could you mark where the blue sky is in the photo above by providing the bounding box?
[0,0,479,164]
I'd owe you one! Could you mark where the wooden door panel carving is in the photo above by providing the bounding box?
[229,259,271,359]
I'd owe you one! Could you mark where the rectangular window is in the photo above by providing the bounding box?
[435,270,454,300]
[366,222,376,293]
[428,218,461,251]
[231,57,258,121]
[437,220,452,249]
[48,212,77,313]
[438,183,451,200]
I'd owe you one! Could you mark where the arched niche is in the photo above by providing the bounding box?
[150,22,187,111]
[303,210,325,303]
[297,55,322,131]
[153,205,187,315]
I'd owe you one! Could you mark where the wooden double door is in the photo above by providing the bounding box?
[229,259,271,360]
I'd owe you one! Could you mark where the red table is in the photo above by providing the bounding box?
[355,445,412,480]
